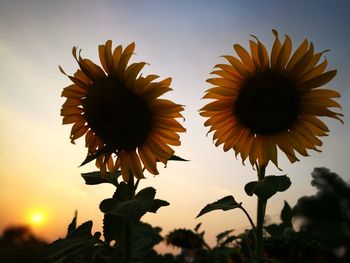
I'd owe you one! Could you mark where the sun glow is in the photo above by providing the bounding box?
[29,212,46,225]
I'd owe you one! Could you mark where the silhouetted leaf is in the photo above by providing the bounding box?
[113,181,130,201]
[265,224,283,237]
[281,201,292,226]
[168,155,189,161]
[245,175,291,200]
[81,171,121,186]
[216,229,234,243]
[194,222,202,232]
[67,211,77,237]
[100,187,157,224]
[196,196,241,218]
[69,221,93,238]
[132,222,163,260]
[103,214,125,245]
[79,146,110,166]
[148,199,169,213]
[45,221,102,263]
[220,235,238,247]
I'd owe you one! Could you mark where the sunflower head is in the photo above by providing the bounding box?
[60,41,185,181]
[201,30,343,168]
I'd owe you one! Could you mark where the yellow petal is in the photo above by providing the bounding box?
[138,144,159,175]
[233,44,255,72]
[270,29,282,68]
[120,151,131,182]
[289,43,314,78]
[297,59,328,83]
[125,62,147,88]
[249,40,261,68]
[257,39,269,69]
[60,107,83,116]
[302,97,342,109]
[117,42,135,76]
[98,44,108,73]
[206,77,240,88]
[285,38,309,73]
[70,124,88,143]
[303,88,341,99]
[302,115,329,132]
[62,115,84,124]
[298,70,337,91]
[112,45,122,75]
[210,70,240,82]
[222,55,248,78]
[215,64,242,79]
[104,40,114,75]
[275,35,292,70]
[129,151,144,179]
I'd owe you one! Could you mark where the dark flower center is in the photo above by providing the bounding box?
[83,77,152,150]
[234,70,300,135]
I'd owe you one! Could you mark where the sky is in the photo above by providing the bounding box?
[1,0,350,252]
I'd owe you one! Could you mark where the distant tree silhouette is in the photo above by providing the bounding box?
[0,225,47,263]
[293,167,350,261]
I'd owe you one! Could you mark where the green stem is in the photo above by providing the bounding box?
[123,171,134,263]
[239,205,256,232]
[255,164,266,263]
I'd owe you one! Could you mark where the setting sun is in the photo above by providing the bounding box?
[29,212,45,225]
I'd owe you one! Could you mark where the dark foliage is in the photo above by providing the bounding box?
[0,226,48,263]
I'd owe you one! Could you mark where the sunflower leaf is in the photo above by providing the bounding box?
[244,175,291,201]
[196,196,241,218]
[100,187,157,225]
[103,214,125,245]
[79,144,116,166]
[44,220,102,262]
[148,199,169,213]
[81,171,121,186]
[67,210,78,237]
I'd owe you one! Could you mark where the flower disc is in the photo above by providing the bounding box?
[234,70,299,135]
[83,77,152,150]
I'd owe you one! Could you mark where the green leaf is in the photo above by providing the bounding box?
[148,199,169,213]
[196,196,241,218]
[244,175,291,200]
[81,171,121,186]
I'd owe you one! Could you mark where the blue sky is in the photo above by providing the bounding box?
[1,0,350,249]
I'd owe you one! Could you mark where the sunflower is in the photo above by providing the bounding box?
[60,41,185,181]
[200,30,343,168]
